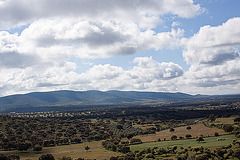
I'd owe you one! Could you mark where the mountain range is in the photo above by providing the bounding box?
[0,90,239,113]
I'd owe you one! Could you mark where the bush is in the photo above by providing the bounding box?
[33,146,42,153]
[170,128,175,132]
[39,154,55,160]
[234,117,240,122]
[223,124,234,132]
[58,156,72,160]
[171,135,177,140]
[145,153,155,159]
[185,134,192,138]
[130,138,142,145]
[186,126,191,130]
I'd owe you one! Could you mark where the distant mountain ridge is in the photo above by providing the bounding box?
[0,90,239,113]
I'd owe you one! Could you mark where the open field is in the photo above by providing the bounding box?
[0,141,122,160]
[214,116,237,125]
[130,134,236,151]
[133,123,226,142]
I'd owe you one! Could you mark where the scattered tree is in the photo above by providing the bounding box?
[85,146,90,151]
[186,126,191,130]
[170,128,175,132]
[196,137,204,143]
[39,154,55,160]
[171,135,177,140]
[33,146,42,153]
[223,124,234,132]
[185,134,192,139]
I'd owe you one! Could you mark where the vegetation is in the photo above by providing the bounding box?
[0,103,239,159]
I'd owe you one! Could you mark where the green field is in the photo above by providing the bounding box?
[130,134,236,151]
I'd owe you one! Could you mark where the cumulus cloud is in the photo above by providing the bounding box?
[183,17,240,65]
[180,17,240,93]
[0,0,201,29]
[0,57,184,96]
[3,0,238,96]
[0,18,185,63]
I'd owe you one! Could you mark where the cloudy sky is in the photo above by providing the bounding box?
[0,0,240,96]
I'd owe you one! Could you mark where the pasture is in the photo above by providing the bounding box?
[133,123,226,142]
[130,134,236,151]
[0,141,122,160]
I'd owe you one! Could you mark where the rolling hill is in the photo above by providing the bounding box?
[0,90,239,113]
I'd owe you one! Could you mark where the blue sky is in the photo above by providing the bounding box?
[0,0,239,96]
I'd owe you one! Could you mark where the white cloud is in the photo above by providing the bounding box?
[180,17,240,94]
[3,1,239,96]
[183,17,240,65]
[0,18,185,63]
[0,0,201,29]
[0,57,184,96]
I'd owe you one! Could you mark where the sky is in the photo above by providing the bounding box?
[0,0,240,97]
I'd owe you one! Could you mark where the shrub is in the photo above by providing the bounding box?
[145,153,155,159]
[223,125,234,132]
[58,156,72,160]
[130,138,142,145]
[170,128,175,132]
[39,154,55,160]
[186,126,191,130]
[33,146,42,153]
[171,135,177,140]
[185,134,192,138]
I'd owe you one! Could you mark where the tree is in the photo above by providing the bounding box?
[17,143,30,152]
[170,128,175,132]
[208,114,216,122]
[58,156,72,160]
[185,134,192,139]
[223,124,234,132]
[130,138,142,145]
[214,132,219,137]
[233,149,240,159]
[196,137,204,143]
[186,126,191,130]
[33,146,42,153]
[39,154,55,160]
[126,134,134,140]
[85,146,90,151]
[116,125,123,130]
[171,135,177,140]
[234,117,240,123]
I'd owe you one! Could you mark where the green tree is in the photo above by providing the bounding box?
[85,146,90,151]
[196,137,204,143]
[33,146,42,153]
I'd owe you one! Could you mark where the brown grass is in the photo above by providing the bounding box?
[0,141,122,160]
[134,124,226,143]
[214,117,236,125]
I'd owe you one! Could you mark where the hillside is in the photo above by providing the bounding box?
[0,90,239,113]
